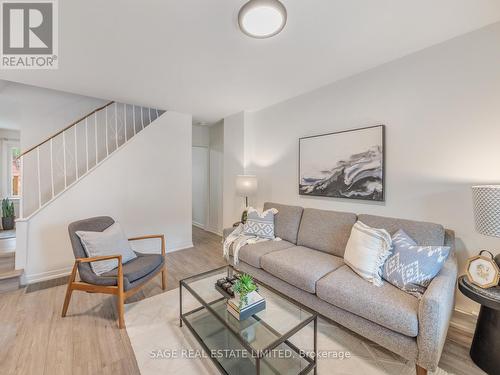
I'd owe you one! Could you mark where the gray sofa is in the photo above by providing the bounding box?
[225,202,458,374]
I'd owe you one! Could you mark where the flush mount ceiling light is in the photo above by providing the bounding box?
[238,0,287,39]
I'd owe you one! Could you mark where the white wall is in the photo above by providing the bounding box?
[192,124,210,147]
[20,111,193,283]
[244,23,500,314]
[223,112,245,228]
[0,81,107,152]
[207,122,224,235]
[192,125,210,228]
[192,146,209,228]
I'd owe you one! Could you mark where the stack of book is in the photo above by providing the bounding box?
[227,291,266,320]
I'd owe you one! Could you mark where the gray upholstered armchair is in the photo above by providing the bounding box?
[62,216,166,328]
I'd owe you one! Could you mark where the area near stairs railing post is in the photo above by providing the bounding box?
[14,102,165,277]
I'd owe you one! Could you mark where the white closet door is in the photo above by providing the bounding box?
[192,147,209,228]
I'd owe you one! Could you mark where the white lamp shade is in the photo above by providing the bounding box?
[472,185,500,237]
[236,175,258,196]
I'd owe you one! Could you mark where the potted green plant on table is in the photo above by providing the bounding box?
[2,198,15,230]
[233,273,258,309]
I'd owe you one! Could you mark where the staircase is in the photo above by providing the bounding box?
[0,101,165,290]
[19,101,165,219]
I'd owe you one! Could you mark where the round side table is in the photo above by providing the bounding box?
[458,276,500,375]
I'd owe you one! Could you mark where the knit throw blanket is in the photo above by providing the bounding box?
[223,224,281,265]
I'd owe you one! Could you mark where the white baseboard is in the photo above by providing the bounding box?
[22,266,73,285]
[166,242,194,253]
[21,242,195,285]
[192,222,206,229]
[204,227,223,236]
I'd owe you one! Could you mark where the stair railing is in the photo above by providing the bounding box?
[17,101,164,220]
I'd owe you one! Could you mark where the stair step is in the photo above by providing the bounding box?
[0,268,22,280]
[0,268,22,293]
[0,237,16,251]
[0,251,15,272]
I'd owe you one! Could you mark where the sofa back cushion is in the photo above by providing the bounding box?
[357,214,445,246]
[297,208,357,257]
[263,202,303,244]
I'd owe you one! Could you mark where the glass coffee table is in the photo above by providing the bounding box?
[180,265,318,375]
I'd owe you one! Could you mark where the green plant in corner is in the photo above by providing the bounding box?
[233,273,257,309]
[2,198,14,218]
[1,198,15,230]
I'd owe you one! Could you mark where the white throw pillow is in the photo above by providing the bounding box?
[344,221,392,286]
[76,222,137,276]
[243,207,278,239]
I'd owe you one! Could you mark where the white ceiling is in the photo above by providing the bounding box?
[1,0,500,124]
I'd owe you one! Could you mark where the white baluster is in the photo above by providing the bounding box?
[123,104,128,143]
[19,156,24,218]
[63,131,67,188]
[124,104,128,142]
[132,105,136,135]
[115,103,119,149]
[74,123,78,179]
[94,113,98,164]
[105,107,109,156]
[37,147,42,208]
[141,107,144,130]
[50,138,54,198]
[85,118,89,172]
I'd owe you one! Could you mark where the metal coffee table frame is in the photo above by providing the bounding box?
[180,265,318,375]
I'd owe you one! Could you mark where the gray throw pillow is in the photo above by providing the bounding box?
[243,207,277,239]
[382,229,450,297]
[76,222,137,276]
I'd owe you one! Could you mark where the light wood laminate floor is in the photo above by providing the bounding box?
[0,227,486,375]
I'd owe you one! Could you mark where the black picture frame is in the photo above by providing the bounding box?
[298,124,385,202]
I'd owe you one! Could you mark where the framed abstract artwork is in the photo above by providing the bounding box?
[299,125,385,201]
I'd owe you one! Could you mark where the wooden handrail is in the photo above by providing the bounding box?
[18,101,115,158]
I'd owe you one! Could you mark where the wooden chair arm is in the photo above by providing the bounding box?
[75,256,124,283]
[128,234,164,241]
[76,255,123,264]
[128,234,166,256]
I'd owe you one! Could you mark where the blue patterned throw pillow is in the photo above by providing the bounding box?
[243,207,278,239]
[382,229,450,297]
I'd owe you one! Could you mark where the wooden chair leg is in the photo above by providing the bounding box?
[62,262,78,317]
[416,364,427,375]
[117,290,125,329]
[161,267,167,291]
[117,260,125,329]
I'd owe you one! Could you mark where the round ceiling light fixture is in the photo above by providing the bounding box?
[238,0,287,39]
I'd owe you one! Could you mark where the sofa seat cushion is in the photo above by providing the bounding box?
[232,240,296,268]
[101,253,164,283]
[261,246,344,293]
[316,265,419,337]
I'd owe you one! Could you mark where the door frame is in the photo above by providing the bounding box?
[192,146,209,229]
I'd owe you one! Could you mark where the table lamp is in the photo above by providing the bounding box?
[236,175,257,223]
[472,185,500,268]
